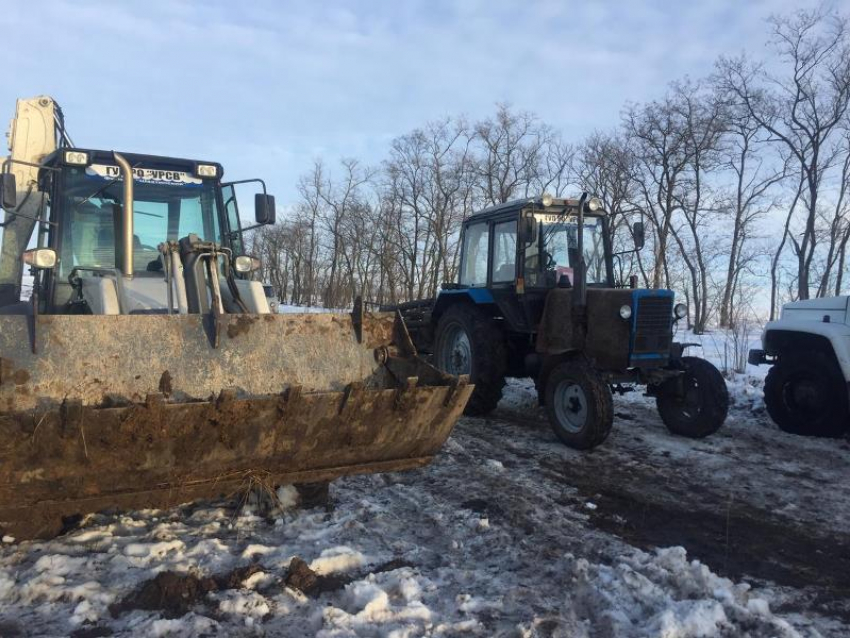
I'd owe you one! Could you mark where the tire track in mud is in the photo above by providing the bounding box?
[456,407,850,623]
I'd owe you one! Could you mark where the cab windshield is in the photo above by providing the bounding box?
[526,214,608,287]
[58,164,222,277]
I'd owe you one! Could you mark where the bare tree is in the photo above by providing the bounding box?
[474,104,551,204]
[577,131,646,284]
[623,93,693,291]
[718,7,850,300]
[713,90,788,326]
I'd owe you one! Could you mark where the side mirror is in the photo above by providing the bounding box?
[255,193,276,225]
[633,221,645,251]
[519,213,538,245]
[22,248,57,270]
[0,174,17,210]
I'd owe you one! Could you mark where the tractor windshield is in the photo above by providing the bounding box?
[58,164,222,277]
[527,214,608,287]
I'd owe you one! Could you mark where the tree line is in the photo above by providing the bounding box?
[249,7,850,332]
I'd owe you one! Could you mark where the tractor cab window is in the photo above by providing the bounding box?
[460,222,490,287]
[526,214,607,287]
[492,220,517,283]
[221,184,244,256]
[59,165,222,277]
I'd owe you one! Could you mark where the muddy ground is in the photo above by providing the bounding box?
[0,379,848,636]
[438,386,850,627]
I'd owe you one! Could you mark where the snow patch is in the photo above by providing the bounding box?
[309,546,367,575]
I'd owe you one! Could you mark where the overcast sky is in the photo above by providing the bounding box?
[3,0,820,205]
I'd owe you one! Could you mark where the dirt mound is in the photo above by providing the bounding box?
[110,564,265,619]
[284,556,415,598]
[110,571,217,618]
[284,557,320,596]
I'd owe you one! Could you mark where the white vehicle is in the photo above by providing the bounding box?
[749,296,850,437]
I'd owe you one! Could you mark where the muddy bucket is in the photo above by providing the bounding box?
[0,307,472,539]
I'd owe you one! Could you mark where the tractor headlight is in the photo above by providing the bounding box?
[63,151,89,166]
[196,164,218,178]
[587,197,603,212]
[541,192,554,207]
[619,304,632,320]
[234,255,261,273]
[22,248,57,270]
[674,303,687,319]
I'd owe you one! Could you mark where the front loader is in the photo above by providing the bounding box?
[0,96,472,539]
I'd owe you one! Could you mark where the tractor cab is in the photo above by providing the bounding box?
[440,195,649,338]
[458,197,615,289]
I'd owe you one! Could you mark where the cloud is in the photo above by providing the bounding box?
[0,0,825,203]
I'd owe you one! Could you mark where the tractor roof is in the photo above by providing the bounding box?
[42,148,224,176]
[466,196,585,222]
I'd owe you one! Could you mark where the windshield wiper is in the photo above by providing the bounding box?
[72,162,142,211]
[542,202,580,247]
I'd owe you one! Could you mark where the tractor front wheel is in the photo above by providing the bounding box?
[544,360,613,450]
[655,356,728,438]
[434,305,506,416]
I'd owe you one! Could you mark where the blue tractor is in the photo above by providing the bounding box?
[395,194,729,449]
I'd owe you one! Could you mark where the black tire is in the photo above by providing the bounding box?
[764,350,849,437]
[656,356,728,438]
[544,359,613,450]
[433,304,506,416]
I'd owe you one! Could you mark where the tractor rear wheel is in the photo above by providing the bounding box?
[434,305,506,416]
[764,350,849,437]
[656,356,728,438]
[544,360,613,450]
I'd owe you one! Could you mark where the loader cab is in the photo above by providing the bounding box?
[20,148,275,314]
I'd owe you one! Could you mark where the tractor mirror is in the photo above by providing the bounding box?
[633,221,645,251]
[519,214,538,245]
[255,193,276,225]
[0,174,17,211]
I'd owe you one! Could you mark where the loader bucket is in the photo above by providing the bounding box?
[0,309,472,539]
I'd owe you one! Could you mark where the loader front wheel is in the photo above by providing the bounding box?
[656,356,728,438]
[544,360,613,450]
[434,305,506,416]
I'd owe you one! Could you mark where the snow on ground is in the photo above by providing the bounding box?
[277,304,334,314]
[0,330,848,637]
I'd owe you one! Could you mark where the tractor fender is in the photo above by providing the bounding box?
[432,288,497,319]
[761,321,850,381]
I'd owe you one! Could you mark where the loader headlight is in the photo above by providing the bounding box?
[234,255,261,273]
[22,248,57,270]
[587,197,603,212]
[619,304,632,320]
[541,192,554,207]
[195,164,218,178]
[63,151,89,166]
[674,303,687,319]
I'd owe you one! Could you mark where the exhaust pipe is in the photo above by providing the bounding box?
[113,152,134,279]
[574,191,588,308]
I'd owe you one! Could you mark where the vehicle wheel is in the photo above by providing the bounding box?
[434,304,506,416]
[544,359,613,450]
[764,350,849,437]
[656,356,728,438]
